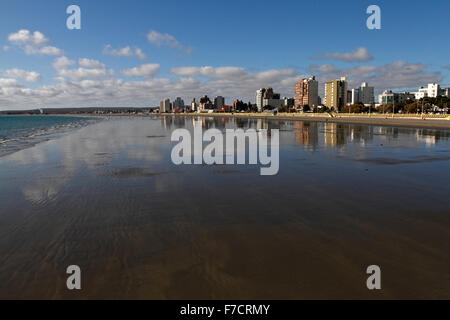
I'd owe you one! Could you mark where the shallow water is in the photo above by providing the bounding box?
[0,116,449,299]
[0,115,97,157]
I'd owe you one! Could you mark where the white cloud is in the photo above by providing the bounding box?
[312,47,374,62]
[34,46,63,56]
[171,66,247,79]
[121,63,160,78]
[103,45,147,60]
[4,68,41,82]
[58,68,108,81]
[0,63,305,110]
[0,58,443,111]
[135,48,147,60]
[7,29,63,56]
[53,56,75,70]
[52,57,109,81]
[147,30,192,54]
[78,58,106,69]
[0,78,23,88]
[8,30,48,46]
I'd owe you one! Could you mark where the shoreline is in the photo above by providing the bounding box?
[155,113,450,130]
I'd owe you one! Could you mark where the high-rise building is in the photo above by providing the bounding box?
[350,88,360,105]
[199,95,213,111]
[325,77,348,111]
[173,97,185,109]
[294,76,319,109]
[190,98,198,111]
[256,88,280,111]
[160,98,171,113]
[349,82,375,106]
[256,88,266,112]
[214,96,225,109]
[359,82,375,106]
[346,90,353,106]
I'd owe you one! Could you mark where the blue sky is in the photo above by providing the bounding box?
[0,0,449,109]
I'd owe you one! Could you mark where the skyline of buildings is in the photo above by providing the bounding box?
[159,77,449,113]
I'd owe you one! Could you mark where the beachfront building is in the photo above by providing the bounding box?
[413,83,440,100]
[294,76,319,110]
[378,90,415,105]
[190,98,198,111]
[283,97,295,108]
[199,95,214,111]
[350,88,359,105]
[172,97,185,109]
[263,97,283,110]
[440,87,450,97]
[214,96,225,109]
[346,90,352,106]
[160,98,171,113]
[256,88,266,112]
[359,82,375,105]
[325,77,348,111]
[349,82,375,106]
[263,88,283,110]
[256,88,283,111]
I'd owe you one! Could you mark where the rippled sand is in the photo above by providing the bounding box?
[0,116,449,299]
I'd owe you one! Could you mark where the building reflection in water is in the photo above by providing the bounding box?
[161,115,449,149]
[324,123,347,147]
[294,121,319,149]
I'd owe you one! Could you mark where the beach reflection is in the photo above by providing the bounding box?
[0,116,449,299]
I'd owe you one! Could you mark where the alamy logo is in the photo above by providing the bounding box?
[66,265,81,290]
[366,265,381,290]
[66,5,81,30]
[366,5,381,30]
[171,121,279,176]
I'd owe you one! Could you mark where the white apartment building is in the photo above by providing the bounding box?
[256,89,265,112]
[414,83,440,99]
[190,98,198,111]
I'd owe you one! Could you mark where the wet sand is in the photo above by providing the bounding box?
[0,116,449,299]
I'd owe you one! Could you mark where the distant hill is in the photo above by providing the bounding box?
[0,107,158,115]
